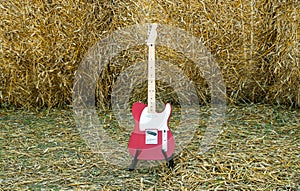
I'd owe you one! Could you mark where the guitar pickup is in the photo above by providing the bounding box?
[145,129,158,144]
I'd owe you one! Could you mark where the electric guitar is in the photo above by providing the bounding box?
[128,24,175,169]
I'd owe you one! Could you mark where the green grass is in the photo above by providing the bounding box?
[0,104,299,190]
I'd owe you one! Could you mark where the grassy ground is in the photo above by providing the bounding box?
[1,104,299,190]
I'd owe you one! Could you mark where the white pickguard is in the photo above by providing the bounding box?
[139,103,171,131]
[139,103,171,151]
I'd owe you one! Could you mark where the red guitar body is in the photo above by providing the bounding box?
[128,102,175,160]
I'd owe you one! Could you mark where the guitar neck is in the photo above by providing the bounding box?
[146,23,158,113]
[148,43,156,113]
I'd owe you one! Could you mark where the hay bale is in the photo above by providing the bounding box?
[264,1,300,107]
[97,0,300,108]
[0,0,299,109]
[0,0,111,109]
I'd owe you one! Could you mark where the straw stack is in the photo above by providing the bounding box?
[0,0,111,109]
[1,0,299,109]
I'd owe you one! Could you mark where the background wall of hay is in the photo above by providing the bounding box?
[0,0,299,109]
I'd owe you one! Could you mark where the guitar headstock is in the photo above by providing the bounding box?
[146,23,158,45]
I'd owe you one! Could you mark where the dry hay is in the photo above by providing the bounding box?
[1,104,299,190]
[0,0,300,110]
[0,0,112,109]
